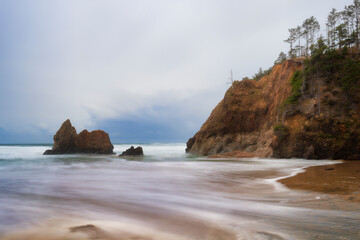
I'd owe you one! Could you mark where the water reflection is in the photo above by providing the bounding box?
[0,144,358,239]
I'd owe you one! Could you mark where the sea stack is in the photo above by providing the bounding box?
[44,119,114,155]
[119,146,144,157]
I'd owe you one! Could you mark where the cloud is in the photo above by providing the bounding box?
[0,0,353,142]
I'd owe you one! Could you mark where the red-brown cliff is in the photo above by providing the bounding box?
[186,55,360,160]
[186,60,302,157]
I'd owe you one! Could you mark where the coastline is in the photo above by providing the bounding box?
[279,160,360,202]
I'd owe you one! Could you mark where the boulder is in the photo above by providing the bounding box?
[119,146,144,157]
[76,129,114,154]
[43,119,114,155]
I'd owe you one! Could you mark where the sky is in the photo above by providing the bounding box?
[0,0,353,143]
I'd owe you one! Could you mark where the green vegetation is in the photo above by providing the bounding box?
[340,56,360,93]
[273,123,287,132]
[285,1,360,58]
[281,70,304,107]
[252,67,272,81]
[245,0,360,99]
[274,52,287,65]
[302,37,360,97]
[278,1,360,108]
[273,123,289,140]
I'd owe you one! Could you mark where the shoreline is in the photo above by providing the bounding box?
[279,160,360,202]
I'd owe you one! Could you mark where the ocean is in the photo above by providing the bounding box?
[0,143,359,240]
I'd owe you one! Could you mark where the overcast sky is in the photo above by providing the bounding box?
[0,0,353,143]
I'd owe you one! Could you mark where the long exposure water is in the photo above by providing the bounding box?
[0,144,359,239]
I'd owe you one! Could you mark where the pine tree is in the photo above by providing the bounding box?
[302,16,320,56]
[353,0,360,48]
[336,23,348,49]
[295,26,303,57]
[274,52,287,65]
[327,8,340,48]
[284,28,297,58]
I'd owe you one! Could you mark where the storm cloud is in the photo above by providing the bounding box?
[0,0,352,143]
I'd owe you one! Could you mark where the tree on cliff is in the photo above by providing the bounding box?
[295,26,303,57]
[335,23,348,49]
[274,52,287,65]
[284,1,360,57]
[252,67,272,81]
[326,8,340,48]
[302,17,320,56]
[284,28,298,58]
[352,1,360,46]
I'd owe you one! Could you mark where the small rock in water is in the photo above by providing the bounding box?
[324,168,335,171]
[119,146,144,157]
[69,224,109,239]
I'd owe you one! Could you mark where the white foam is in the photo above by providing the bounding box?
[0,145,49,160]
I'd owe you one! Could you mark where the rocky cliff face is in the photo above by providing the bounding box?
[44,119,114,154]
[186,55,360,160]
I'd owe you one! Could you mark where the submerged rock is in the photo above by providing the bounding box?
[69,224,109,239]
[119,146,144,157]
[43,119,114,155]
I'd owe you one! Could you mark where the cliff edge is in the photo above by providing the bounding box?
[186,50,360,160]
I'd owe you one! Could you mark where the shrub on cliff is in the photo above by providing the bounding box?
[303,38,360,99]
[252,67,272,81]
[280,70,303,107]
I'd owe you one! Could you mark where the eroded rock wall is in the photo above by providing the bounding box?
[186,60,302,157]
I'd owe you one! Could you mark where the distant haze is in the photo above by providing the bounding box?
[0,0,352,143]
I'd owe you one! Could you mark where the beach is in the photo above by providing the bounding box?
[0,144,359,239]
[279,160,360,203]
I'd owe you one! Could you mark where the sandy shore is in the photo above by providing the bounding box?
[279,161,360,202]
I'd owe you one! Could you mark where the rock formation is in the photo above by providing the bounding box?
[186,56,360,160]
[186,60,302,157]
[44,119,114,155]
[119,146,144,157]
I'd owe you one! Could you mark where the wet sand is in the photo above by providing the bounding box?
[1,144,360,240]
[279,161,360,202]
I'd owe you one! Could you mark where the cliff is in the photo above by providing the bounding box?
[44,119,114,155]
[187,50,360,160]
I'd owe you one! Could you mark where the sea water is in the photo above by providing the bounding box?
[0,144,359,239]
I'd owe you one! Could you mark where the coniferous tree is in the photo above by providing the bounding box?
[342,5,355,38]
[274,52,287,65]
[302,16,320,56]
[327,8,340,48]
[284,28,297,58]
[336,23,348,49]
[295,26,303,57]
[253,67,263,81]
[309,17,320,50]
[352,0,360,48]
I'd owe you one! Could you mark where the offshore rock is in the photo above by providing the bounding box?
[76,129,114,154]
[43,119,114,155]
[119,146,144,157]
